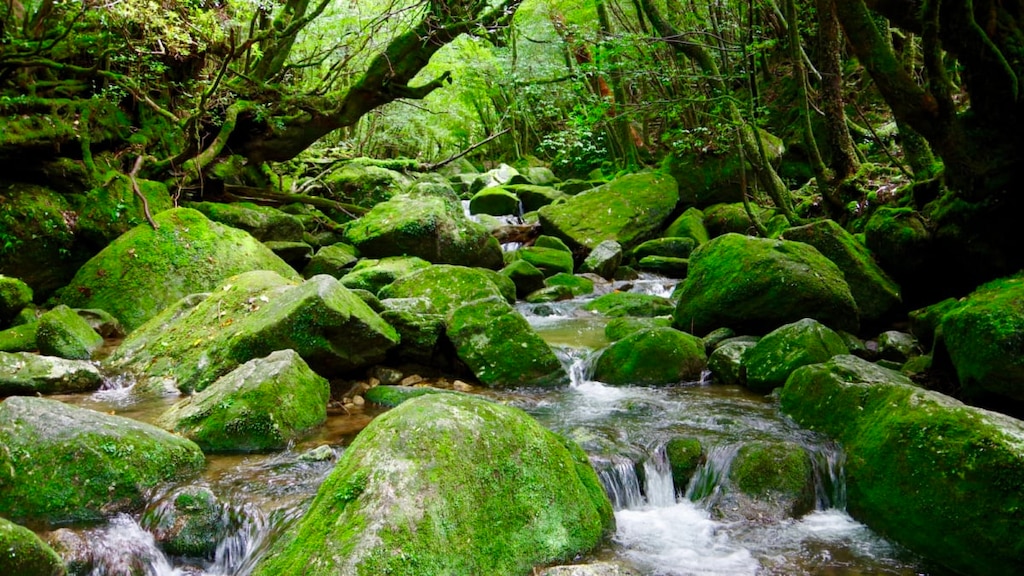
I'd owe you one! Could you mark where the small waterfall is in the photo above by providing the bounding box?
[205,502,269,576]
[598,457,645,510]
[641,445,676,508]
[87,514,182,576]
[810,442,847,511]
[685,444,741,507]
[553,346,599,388]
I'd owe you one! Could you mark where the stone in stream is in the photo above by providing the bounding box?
[673,233,859,336]
[58,207,300,333]
[724,440,815,521]
[662,207,709,246]
[446,297,568,388]
[584,292,675,318]
[377,297,447,366]
[781,355,1024,576]
[157,349,329,453]
[593,327,707,386]
[0,351,103,396]
[251,393,614,576]
[579,240,623,280]
[141,486,233,559]
[35,304,103,360]
[107,271,398,394]
[343,191,503,269]
[633,237,697,260]
[0,275,33,326]
[538,172,679,253]
[0,515,65,576]
[469,186,520,216]
[742,318,848,393]
[665,437,704,494]
[706,336,759,386]
[937,274,1024,403]
[0,396,205,525]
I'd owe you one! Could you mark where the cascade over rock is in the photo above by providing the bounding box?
[58,208,300,332]
[781,355,1024,576]
[673,233,859,335]
[251,394,613,576]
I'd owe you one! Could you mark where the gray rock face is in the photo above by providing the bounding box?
[0,352,103,396]
[0,396,205,524]
[580,240,623,280]
[107,271,399,394]
[158,349,329,452]
[251,393,613,576]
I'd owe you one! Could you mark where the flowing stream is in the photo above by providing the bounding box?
[43,275,934,575]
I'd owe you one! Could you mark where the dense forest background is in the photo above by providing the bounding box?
[2,0,1023,303]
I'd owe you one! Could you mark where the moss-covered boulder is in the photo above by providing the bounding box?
[338,255,431,294]
[633,237,696,260]
[363,384,456,407]
[447,297,568,388]
[579,240,622,280]
[325,162,412,208]
[909,297,960,350]
[584,293,675,318]
[72,176,174,247]
[780,355,1024,576]
[142,486,230,559]
[107,271,399,394]
[0,516,65,576]
[877,330,920,363]
[378,265,512,316]
[378,298,447,366]
[0,396,205,525]
[58,208,299,332]
[666,437,704,494]
[469,187,520,216]
[505,184,568,212]
[501,259,547,298]
[604,317,672,341]
[187,201,305,242]
[727,440,814,520]
[863,207,932,285]
[707,336,759,385]
[35,305,103,360]
[783,220,901,324]
[538,173,679,252]
[0,323,36,353]
[593,327,707,386]
[703,203,775,238]
[545,273,595,297]
[343,193,503,269]
[157,350,329,452]
[663,207,709,245]
[673,233,859,335]
[525,285,574,303]
[939,275,1024,402]
[0,352,103,396]
[0,275,33,326]
[742,319,848,393]
[251,393,613,576]
[636,256,689,278]
[663,129,784,207]
[509,245,575,277]
[302,242,360,279]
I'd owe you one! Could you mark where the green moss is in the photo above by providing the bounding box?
[908,297,960,350]
[35,305,103,360]
[742,318,848,393]
[0,516,65,576]
[59,208,299,332]
[186,201,304,242]
[303,243,360,279]
[500,259,546,298]
[447,297,567,388]
[251,394,613,576]
[604,316,672,341]
[583,292,675,318]
[0,397,205,525]
[543,273,594,296]
[538,173,679,253]
[730,441,813,509]
[666,437,704,493]
[0,322,37,353]
[780,355,1024,575]
[593,327,707,386]
[663,208,709,245]
[0,276,33,325]
[636,256,689,278]
[703,203,775,238]
[364,385,455,407]
[73,177,173,246]
[633,237,696,260]
[0,184,84,298]
[707,337,759,386]
[340,256,432,294]
[379,265,509,316]
[469,187,520,216]
[507,246,575,277]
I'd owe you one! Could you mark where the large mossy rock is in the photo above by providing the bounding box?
[378,265,512,316]
[107,271,399,394]
[938,274,1024,403]
[662,207,709,245]
[584,292,675,318]
[251,394,614,576]
[157,350,329,452]
[343,193,503,269]
[0,516,65,576]
[35,305,103,360]
[673,233,859,335]
[783,220,901,324]
[187,201,305,242]
[0,275,33,326]
[593,327,706,386]
[509,245,575,277]
[579,240,622,280]
[780,355,1024,576]
[663,130,784,208]
[538,173,679,252]
[726,441,814,521]
[58,208,299,332]
[469,187,520,216]
[302,243,360,279]
[742,318,848,393]
[378,298,447,366]
[447,297,568,388]
[325,162,413,208]
[0,396,205,525]
[0,322,37,353]
[707,336,759,386]
[0,352,103,396]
